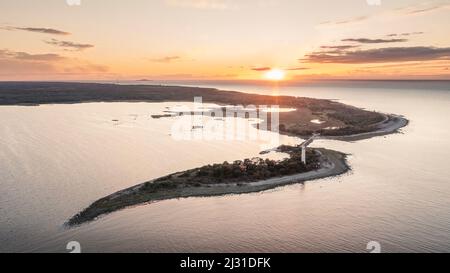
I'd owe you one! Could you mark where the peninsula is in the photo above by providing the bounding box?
[0,82,407,139]
[68,146,349,226]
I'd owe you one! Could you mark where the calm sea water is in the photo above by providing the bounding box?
[0,81,449,253]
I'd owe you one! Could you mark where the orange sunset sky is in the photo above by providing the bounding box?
[1,0,450,81]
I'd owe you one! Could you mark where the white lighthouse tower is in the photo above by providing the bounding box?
[300,134,319,164]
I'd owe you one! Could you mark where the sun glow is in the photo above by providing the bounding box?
[264,69,285,81]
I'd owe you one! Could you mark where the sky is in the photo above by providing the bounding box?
[0,0,450,81]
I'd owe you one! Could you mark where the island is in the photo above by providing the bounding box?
[67,146,349,226]
[0,82,408,226]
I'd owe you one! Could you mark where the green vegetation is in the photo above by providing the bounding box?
[144,145,319,190]
[67,147,348,226]
[0,82,390,138]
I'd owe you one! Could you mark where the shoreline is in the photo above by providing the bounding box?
[316,114,409,141]
[272,113,408,142]
[67,148,349,226]
[0,82,404,139]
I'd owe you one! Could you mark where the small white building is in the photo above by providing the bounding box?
[300,134,319,164]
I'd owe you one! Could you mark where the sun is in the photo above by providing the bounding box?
[264,68,285,81]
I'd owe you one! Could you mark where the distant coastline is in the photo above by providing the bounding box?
[0,82,408,139]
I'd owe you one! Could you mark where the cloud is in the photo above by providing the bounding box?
[0,49,63,75]
[390,1,450,18]
[1,26,70,35]
[149,56,182,63]
[320,45,360,50]
[318,2,449,27]
[342,38,408,44]
[318,16,369,26]
[408,6,442,14]
[251,67,271,71]
[301,46,450,64]
[251,66,309,72]
[0,49,108,77]
[286,67,309,71]
[387,32,424,37]
[362,60,450,70]
[401,2,450,15]
[45,39,94,51]
[0,59,57,76]
[0,49,65,62]
[63,62,109,73]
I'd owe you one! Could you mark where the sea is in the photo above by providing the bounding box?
[0,80,449,252]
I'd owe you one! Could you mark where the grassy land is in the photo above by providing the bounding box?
[67,146,345,226]
[0,82,387,137]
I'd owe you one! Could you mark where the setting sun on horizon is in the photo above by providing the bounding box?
[0,0,449,81]
[264,69,286,81]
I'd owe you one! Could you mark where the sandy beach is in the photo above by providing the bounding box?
[318,114,409,141]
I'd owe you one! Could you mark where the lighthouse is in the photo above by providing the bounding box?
[301,146,307,165]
